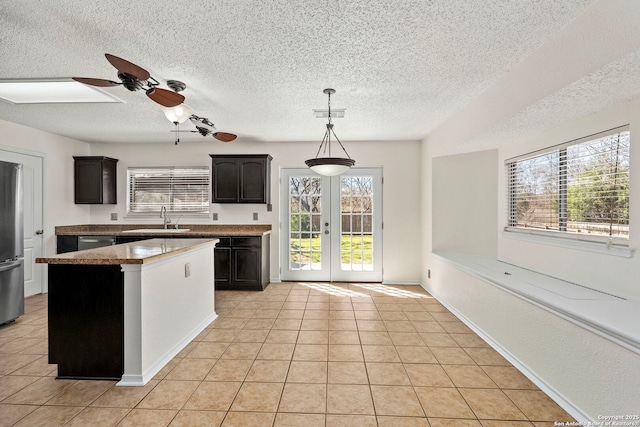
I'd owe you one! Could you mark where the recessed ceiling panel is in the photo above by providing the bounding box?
[0,80,123,104]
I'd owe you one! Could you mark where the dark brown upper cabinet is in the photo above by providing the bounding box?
[73,156,118,204]
[210,155,272,204]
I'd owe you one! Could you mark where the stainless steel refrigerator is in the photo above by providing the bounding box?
[0,160,24,325]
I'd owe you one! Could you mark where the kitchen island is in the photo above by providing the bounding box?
[36,238,218,386]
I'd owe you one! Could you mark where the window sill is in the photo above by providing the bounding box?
[432,251,640,355]
[502,228,634,258]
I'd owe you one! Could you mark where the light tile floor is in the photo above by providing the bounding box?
[0,283,576,426]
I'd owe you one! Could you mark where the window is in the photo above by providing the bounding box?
[506,126,630,242]
[127,167,210,214]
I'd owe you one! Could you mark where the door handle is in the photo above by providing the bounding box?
[35,230,44,235]
[0,259,22,272]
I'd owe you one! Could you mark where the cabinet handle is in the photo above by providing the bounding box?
[35,230,44,235]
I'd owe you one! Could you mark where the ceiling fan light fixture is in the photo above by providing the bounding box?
[162,103,194,124]
[305,88,355,176]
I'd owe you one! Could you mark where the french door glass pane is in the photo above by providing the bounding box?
[289,176,322,271]
[340,176,374,271]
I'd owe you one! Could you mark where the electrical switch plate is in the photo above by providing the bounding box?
[253,212,258,221]
[185,263,190,278]
[110,213,118,221]
[212,213,218,221]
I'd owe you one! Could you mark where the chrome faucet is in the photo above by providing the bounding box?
[160,206,171,229]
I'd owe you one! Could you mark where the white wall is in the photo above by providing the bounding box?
[498,98,640,299]
[421,97,640,420]
[432,150,498,256]
[0,119,90,257]
[423,96,640,297]
[89,139,422,283]
[0,117,422,283]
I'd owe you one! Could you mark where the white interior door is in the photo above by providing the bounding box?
[281,168,382,282]
[0,149,44,296]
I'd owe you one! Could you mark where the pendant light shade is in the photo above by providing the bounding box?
[305,155,355,176]
[162,103,194,124]
[305,88,354,176]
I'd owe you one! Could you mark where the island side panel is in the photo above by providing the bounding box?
[48,264,124,380]
[119,245,217,385]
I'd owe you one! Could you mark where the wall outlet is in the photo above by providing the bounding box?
[110,213,118,221]
[212,213,218,221]
[185,263,190,278]
[428,269,431,279]
[253,212,258,221]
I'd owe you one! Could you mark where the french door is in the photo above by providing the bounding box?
[281,168,382,282]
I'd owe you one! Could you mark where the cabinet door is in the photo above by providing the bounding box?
[214,246,231,285]
[56,236,78,254]
[212,159,239,203]
[239,158,267,203]
[233,247,261,284]
[75,160,103,204]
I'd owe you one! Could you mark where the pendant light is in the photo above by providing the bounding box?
[305,88,355,176]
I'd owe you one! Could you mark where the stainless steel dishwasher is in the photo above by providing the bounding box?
[77,236,116,250]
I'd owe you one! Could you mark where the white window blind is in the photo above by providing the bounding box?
[506,126,630,240]
[127,167,210,213]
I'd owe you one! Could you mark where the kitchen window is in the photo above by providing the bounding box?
[127,166,210,214]
[506,125,630,245]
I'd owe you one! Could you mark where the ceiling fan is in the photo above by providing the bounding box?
[72,54,185,107]
[170,114,237,144]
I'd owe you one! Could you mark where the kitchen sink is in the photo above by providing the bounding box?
[123,229,190,233]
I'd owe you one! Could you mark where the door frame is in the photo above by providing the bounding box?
[280,167,383,283]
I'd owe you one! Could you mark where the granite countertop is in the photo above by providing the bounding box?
[36,238,219,265]
[55,224,272,237]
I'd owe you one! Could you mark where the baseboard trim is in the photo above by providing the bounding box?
[381,280,422,285]
[117,312,218,387]
[420,283,590,423]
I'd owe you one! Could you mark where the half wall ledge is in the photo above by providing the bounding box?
[432,251,640,354]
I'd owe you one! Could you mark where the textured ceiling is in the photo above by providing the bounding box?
[1,0,637,149]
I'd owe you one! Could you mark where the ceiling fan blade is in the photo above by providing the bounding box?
[213,132,237,142]
[105,53,150,81]
[146,87,185,107]
[72,77,120,87]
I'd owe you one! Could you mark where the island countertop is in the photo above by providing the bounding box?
[55,224,271,237]
[36,238,218,265]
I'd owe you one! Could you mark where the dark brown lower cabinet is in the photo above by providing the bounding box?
[215,235,270,291]
[48,264,124,380]
[56,235,78,253]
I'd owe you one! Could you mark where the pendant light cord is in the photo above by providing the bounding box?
[313,89,352,160]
